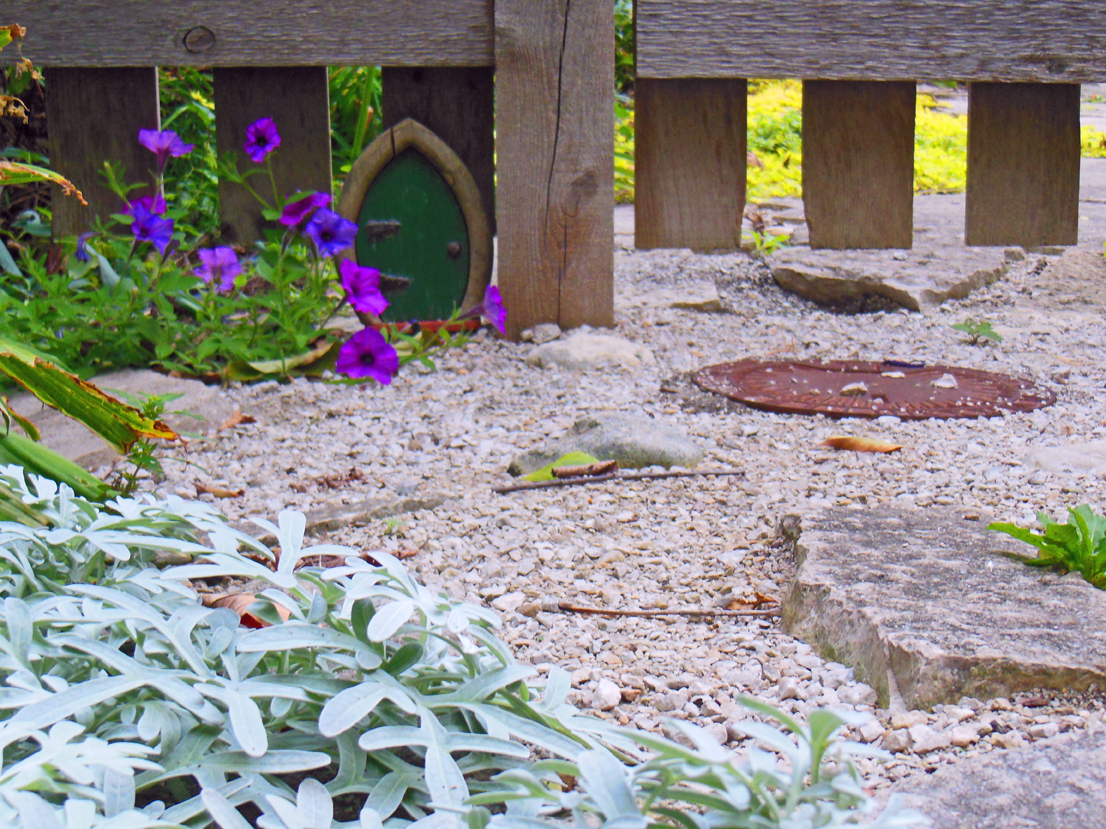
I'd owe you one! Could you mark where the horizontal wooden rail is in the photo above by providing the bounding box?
[636,0,1106,82]
[4,0,494,67]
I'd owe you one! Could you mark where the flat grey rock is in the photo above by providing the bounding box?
[6,368,238,470]
[892,728,1106,828]
[769,246,1012,313]
[1026,247,1106,309]
[617,282,725,313]
[525,331,654,371]
[249,494,448,545]
[1026,440,1106,477]
[507,412,703,476]
[783,506,1106,708]
[520,323,563,345]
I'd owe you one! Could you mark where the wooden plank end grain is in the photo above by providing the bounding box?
[214,67,332,246]
[44,67,160,237]
[802,81,915,250]
[635,78,746,251]
[965,83,1080,247]
[495,0,614,339]
[382,66,495,235]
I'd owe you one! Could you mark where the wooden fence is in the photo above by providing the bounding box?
[635,0,1104,251]
[7,1,1106,339]
[4,0,614,340]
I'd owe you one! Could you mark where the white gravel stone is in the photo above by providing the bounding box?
[593,679,622,712]
[132,243,1106,796]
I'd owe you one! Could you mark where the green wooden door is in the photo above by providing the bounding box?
[354,147,470,322]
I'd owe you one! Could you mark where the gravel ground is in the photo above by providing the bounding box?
[144,244,1106,792]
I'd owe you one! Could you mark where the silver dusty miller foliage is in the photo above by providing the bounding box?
[0,464,926,829]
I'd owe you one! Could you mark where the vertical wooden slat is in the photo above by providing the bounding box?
[495,0,614,338]
[44,67,160,237]
[635,78,746,251]
[214,67,332,245]
[382,66,495,234]
[965,82,1080,247]
[802,80,915,249]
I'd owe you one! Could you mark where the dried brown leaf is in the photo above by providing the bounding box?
[821,436,903,454]
[195,481,245,498]
[218,410,256,432]
[202,593,291,628]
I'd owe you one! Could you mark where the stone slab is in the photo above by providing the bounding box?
[247,494,449,546]
[616,281,725,313]
[525,331,655,372]
[783,506,1106,709]
[6,369,238,470]
[507,412,704,476]
[1026,440,1106,477]
[1022,246,1106,310]
[892,727,1106,828]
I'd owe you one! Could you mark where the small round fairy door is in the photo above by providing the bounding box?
[336,118,491,322]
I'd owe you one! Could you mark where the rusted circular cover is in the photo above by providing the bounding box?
[693,360,1055,420]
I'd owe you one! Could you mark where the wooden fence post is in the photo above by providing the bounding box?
[43,68,160,237]
[214,67,332,245]
[635,78,746,251]
[495,0,614,339]
[965,82,1080,248]
[802,80,915,250]
[382,66,495,235]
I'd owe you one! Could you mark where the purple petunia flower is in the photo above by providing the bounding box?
[280,191,331,227]
[131,202,174,255]
[75,232,95,263]
[335,327,400,385]
[339,259,389,317]
[304,208,358,257]
[138,128,194,172]
[125,193,168,216]
[244,117,281,163]
[194,246,242,294]
[459,285,507,334]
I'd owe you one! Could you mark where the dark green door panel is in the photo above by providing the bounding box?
[354,147,470,322]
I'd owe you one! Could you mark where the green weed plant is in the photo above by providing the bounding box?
[989,505,1106,590]
[951,319,1002,345]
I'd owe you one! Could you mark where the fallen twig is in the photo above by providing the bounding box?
[493,468,744,494]
[558,602,780,619]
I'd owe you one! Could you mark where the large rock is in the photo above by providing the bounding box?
[6,368,238,470]
[783,506,1106,708]
[617,282,725,313]
[507,412,703,476]
[1028,247,1106,309]
[525,331,654,371]
[891,727,1106,828]
[769,246,1015,313]
[1026,440,1106,477]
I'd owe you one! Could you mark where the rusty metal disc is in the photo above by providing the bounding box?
[692,360,1055,420]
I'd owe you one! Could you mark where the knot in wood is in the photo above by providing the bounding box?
[183,26,216,53]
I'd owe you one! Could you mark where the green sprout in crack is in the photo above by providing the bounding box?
[951,318,1002,345]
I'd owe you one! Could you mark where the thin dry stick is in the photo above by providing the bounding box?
[558,602,780,620]
[493,468,744,495]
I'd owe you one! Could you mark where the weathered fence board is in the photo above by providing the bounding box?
[382,67,496,234]
[44,67,160,237]
[636,0,1106,82]
[965,83,1080,247]
[803,81,915,249]
[214,67,332,245]
[635,78,746,251]
[495,0,614,337]
[4,1,494,67]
